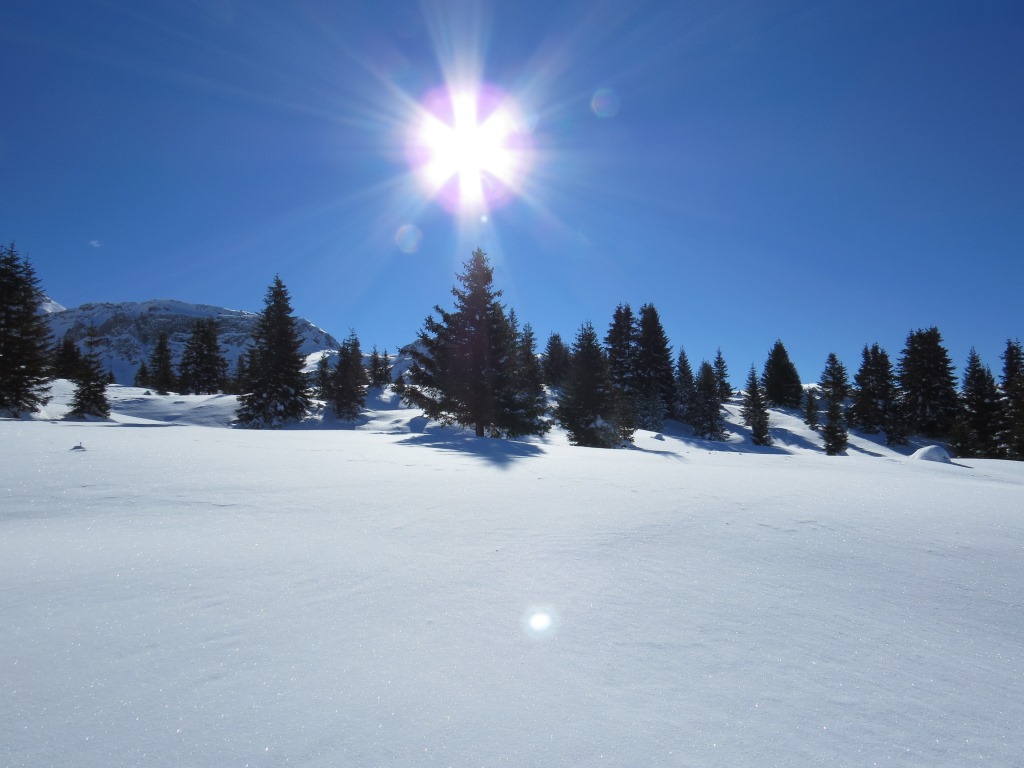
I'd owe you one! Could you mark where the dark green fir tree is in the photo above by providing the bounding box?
[741,364,771,446]
[493,317,550,438]
[542,332,572,389]
[803,385,819,429]
[400,249,547,438]
[134,361,151,388]
[177,318,228,394]
[673,347,696,425]
[713,348,732,403]
[951,348,1002,458]
[762,340,803,408]
[148,331,177,395]
[898,327,959,439]
[555,321,632,448]
[691,360,725,440]
[0,243,52,416]
[67,328,110,419]
[313,352,333,400]
[633,304,675,430]
[236,276,312,428]
[999,339,1024,459]
[368,345,392,388]
[819,353,849,455]
[52,332,83,381]
[331,331,368,420]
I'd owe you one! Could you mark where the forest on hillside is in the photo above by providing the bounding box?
[3,242,1023,459]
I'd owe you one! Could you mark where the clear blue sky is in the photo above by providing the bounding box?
[2,0,1022,384]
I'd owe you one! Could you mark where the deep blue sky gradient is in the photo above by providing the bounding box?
[2,0,1022,384]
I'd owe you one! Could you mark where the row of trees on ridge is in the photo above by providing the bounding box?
[2,242,1023,460]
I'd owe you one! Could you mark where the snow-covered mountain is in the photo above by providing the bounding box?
[44,299,340,383]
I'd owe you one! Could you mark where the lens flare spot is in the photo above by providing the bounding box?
[590,88,621,118]
[529,612,552,631]
[394,224,423,253]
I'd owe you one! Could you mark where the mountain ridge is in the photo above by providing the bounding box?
[43,298,341,384]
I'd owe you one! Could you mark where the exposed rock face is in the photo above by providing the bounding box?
[44,299,339,384]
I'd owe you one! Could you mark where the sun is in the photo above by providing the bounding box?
[410,85,531,214]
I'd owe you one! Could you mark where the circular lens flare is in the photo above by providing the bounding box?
[409,84,531,214]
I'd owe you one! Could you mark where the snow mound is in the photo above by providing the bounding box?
[910,445,952,463]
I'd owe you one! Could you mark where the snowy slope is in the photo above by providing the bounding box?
[2,386,1023,767]
[44,299,340,384]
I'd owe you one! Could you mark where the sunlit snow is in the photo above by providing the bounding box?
[2,382,1022,766]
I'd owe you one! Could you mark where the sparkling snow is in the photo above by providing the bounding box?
[2,384,1022,766]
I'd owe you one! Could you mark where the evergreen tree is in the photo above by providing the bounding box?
[713,348,732,403]
[401,249,546,437]
[762,340,802,408]
[849,344,891,434]
[331,331,369,420]
[52,332,83,380]
[229,351,250,395]
[0,243,52,416]
[691,361,725,440]
[803,386,819,429]
[68,328,110,418]
[368,345,392,388]
[898,327,959,438]
[493,319,551,437]
[133,361,151,388]
[555,321,632,447]
[632,304,675,430]
[999,339,1024,459]
[673,347,697,425]
[951,348,1002,458]
[148,331,177,395]
[177,319,228,394]
[741,364,771,445]
[542,332,571,389]
[821,400,847,455]
[313,352,333,400]
[819,353,849,455]
[604,304,639,396]
[236,276,312,428]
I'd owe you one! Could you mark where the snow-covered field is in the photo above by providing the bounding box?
[2,384,1022,767]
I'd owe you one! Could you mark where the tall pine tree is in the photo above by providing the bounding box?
[555,321,632,447]
[741,365,771,446]
[633,303,675,430]
[999,339,1024,459]
[367,345,392,388]
[898,327,959,439]
[951,348,1002,458]
[331,331,369,420]
[762,340,802,408]
[819,353,849,455]
[0,243,52,416]
[691,361,725,440]
[178,319,228,394]
[713,348,732,403]
[236,276,311,428]
[67,328,110,419]
[148,331,177,395]
[400,249,546,438]
[674,347,696,425]
[542,332,571,389]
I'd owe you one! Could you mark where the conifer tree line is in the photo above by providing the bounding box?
[2,240,1023,460]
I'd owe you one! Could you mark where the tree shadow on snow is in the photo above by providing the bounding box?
[397,429,544,467]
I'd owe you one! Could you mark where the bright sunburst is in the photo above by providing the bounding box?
[409,85,532,214]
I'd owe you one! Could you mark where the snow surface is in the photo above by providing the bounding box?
[911,445,953,464]
[2,384,1023,767]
